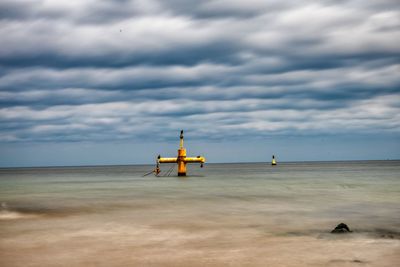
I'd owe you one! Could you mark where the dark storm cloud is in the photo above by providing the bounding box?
[160,0,296,19]
[0,42,240,69]
[0,0,156,23]
[0,0,399,143]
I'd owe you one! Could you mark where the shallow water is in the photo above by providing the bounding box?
[1,161,399,266]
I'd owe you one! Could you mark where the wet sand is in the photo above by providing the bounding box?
[1,213,399,267]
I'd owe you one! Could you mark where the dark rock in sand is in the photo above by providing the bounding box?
[331,223,352,233]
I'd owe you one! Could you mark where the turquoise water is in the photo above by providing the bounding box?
[1,161,399,266]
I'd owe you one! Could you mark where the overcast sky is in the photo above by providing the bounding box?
[0,0,399,167]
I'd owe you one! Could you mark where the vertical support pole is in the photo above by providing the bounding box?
[179,130,184,149]
[178,130,186,176]
[177,147,187,176]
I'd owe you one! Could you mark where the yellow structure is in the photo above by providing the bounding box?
[158,130,206,176]
[272,155,277,166]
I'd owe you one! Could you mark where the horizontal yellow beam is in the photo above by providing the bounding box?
[158,156,206,164]
[158,158,177,163]
[184,157,206,163]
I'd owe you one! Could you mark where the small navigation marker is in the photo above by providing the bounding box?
[271,155,277,166]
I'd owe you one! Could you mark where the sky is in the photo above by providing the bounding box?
[0,0,399,167]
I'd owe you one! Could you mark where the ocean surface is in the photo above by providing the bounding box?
[1,161,399,267]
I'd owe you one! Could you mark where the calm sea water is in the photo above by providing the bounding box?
[1,161,399,266]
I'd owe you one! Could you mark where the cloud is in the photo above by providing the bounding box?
[0,0,399,147]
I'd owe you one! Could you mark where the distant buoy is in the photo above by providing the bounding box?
[271,155,277,166]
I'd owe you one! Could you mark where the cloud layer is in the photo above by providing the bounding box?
[0,0,399,146]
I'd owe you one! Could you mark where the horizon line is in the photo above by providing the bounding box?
[0,159,399,169]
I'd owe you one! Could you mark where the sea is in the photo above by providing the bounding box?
[0,161,399,267]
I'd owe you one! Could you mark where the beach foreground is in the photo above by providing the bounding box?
[1,161,399,266]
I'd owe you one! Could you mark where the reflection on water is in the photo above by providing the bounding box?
[0,161,399,266]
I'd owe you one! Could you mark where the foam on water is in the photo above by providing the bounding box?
[0,202,40,220]
[0,210,38,220]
